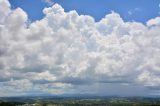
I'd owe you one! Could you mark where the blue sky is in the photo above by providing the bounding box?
[9,0,160,23]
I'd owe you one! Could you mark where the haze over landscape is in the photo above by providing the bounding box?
[0,0,160,98]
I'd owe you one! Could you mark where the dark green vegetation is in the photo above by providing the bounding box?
[0,96,160,106]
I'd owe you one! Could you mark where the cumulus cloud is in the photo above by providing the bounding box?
[147,17,160,26]
[0,0,160,96]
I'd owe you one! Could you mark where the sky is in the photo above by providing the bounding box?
[0,0,160,97]
[9,0,160,23]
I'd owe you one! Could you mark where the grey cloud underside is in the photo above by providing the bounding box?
[0,0,160,96]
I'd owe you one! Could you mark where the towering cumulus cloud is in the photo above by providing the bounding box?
[0,0,160,96]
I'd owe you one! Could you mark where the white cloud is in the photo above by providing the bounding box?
[147,17,160,26]
[0,0,160,96]
[0,0,11,23]
[42,0,54,6]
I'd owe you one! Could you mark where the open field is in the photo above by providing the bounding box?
[0,96,160,106]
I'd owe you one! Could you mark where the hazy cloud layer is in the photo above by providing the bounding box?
[0,0,160,96]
